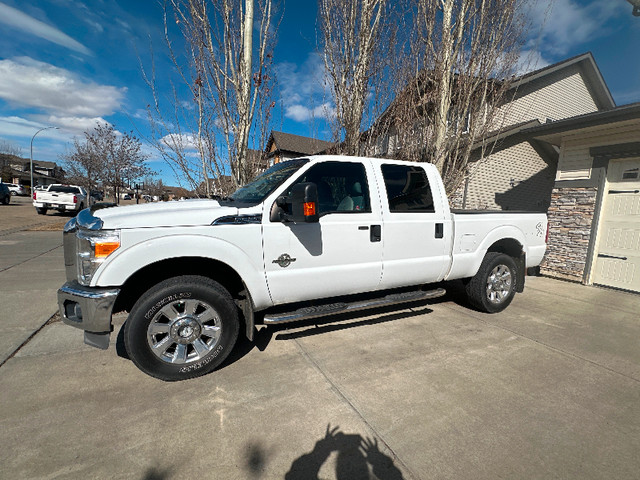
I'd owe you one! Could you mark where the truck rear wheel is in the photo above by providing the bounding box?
[124,275,239,381]
[465,252,517,313]
[36,207,47,215]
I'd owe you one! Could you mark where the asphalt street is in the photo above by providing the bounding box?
[1,196,639,480]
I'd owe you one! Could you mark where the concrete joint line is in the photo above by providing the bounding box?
[0,243,63,273]
[293,338,421,480]
[0,312,58,368]
[443,303,640,385]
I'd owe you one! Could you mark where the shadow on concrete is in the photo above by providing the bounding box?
[271,304,433,341]
[243,440,274,479]
[141,466,172,480]
[114,298,443,371]
[285,424,404,480]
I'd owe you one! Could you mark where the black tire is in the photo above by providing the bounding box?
[36,207,47,215]
[465,252,517,313]
[2,196,9,205]
[124,275,239,381]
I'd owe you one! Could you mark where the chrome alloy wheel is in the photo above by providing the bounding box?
[146,299,222,365]
[485,265,512,305]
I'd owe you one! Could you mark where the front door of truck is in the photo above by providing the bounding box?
[263,160,384,305]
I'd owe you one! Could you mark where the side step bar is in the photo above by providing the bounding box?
[263,288,446,325]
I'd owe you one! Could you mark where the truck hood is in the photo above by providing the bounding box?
[94,199,240,229]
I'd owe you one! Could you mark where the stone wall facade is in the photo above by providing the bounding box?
[540,187,598,282]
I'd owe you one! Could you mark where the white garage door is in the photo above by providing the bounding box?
[592,158,640,293]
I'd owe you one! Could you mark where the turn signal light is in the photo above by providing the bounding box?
[94,241,120,258]
[303,201,316,217]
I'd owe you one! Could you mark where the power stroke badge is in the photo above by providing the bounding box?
[272,253,296,268]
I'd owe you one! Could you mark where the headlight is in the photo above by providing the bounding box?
[76,229,120,285]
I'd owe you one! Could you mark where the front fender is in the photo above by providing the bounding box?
[92,231,272,310]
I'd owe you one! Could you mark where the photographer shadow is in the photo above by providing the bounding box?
[285,425,404,480]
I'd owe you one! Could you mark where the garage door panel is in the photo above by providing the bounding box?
[595,257,636,287]
[592,159,640,293]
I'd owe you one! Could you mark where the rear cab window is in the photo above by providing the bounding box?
[381,164,435,213]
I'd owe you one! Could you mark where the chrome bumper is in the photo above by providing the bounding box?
[57,281,120,349]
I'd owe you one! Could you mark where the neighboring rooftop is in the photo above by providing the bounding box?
[266,131,334,158]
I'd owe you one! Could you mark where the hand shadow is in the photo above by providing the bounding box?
[285,424,404,480]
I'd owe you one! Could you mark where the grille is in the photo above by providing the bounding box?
[63,228,77,282]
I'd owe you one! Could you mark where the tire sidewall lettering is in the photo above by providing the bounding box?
[144,292,193,320]
[178,344,225,373]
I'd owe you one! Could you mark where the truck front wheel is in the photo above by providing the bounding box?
[465,252,517,313]
[124,275,239,381]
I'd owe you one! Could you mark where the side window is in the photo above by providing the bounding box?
[381,164,435,213]
[292,161,371,215]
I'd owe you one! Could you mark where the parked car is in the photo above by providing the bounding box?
[33,184,93,215]
[7,183,26,196]
[58,155,548,381]
[90,190,104,202]
[0,183,11,204]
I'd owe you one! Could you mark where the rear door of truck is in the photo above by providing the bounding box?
[375,162,453,289]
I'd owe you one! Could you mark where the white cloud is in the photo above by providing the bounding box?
[526,0,626,56]
[515,50,551,75]
[42,115,111,135]
[0,116,54,138]
[0,2,92,55]
[285,103,336,122]
[277,53,336,124]
[160,133,202,151]
[0,57,126,117]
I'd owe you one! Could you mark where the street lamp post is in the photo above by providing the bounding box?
[30,126,59,194]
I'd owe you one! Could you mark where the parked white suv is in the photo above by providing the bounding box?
[7,183,26,196]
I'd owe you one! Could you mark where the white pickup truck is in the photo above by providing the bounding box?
[58,155,547,381]
[33,184,91,215]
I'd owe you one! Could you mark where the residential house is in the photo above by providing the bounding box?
[0,154,65,188]
[453,52,614,212]
[265,131,334,165]
[523,102,640,293]
[363,53,615,213]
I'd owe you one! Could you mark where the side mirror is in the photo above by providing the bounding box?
[278,182,319,223]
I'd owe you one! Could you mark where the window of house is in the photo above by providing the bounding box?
[381,164,435,212]
[292,161,371,214]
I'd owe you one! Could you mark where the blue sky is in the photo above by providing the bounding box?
[0,0,638,187]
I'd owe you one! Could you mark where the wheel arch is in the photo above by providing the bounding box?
[484,238,526,293]
[113,256,257,340]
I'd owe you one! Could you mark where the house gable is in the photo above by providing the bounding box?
[495,53,615,129]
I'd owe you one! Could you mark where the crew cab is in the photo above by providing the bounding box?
[33,184,92,215]
[58,156,547,381]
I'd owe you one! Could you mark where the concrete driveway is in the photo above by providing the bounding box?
[1,206,639,479]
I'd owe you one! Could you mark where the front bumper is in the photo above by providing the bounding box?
[57,281,120,349]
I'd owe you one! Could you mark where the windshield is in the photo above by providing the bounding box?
[228,158,309,204]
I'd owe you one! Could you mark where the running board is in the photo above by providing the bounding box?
[263,288,446,325]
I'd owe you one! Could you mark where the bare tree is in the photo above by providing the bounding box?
[0,138,23,157]
[319,0,397,155]
[380,0,529,194]
[65,123,152,203]
[144,0,277,196]
[60,138,102,194]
